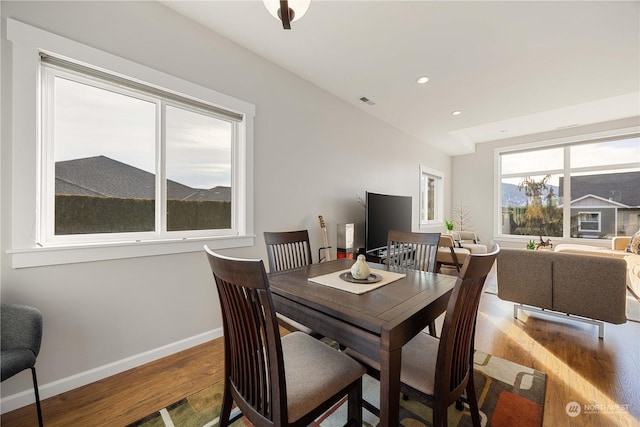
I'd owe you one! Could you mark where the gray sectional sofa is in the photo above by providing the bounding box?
[496,248,627,338]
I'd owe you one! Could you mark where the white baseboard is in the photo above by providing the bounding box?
[0,328,223,414]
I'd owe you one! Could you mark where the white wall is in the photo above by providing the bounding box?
[0,1,451,409]
[451,117,640,250]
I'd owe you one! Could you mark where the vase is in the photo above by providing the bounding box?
[350,255,371,280]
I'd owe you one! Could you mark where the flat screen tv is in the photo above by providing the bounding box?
[365,192,412,254]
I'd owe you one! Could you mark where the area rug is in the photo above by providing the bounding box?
[127,350,546,427]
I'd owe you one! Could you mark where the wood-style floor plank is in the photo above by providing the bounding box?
[1,339,225,427]
[2,295,639,426]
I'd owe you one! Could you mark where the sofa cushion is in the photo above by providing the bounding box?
[497,249,553,310]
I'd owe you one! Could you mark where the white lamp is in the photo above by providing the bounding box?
[263,0,311,29]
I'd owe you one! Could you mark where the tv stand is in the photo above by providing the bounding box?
[365,249,387,264]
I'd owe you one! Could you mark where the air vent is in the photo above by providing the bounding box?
[359,96,376,106]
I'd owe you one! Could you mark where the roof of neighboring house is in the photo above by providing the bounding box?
[558,194,630,209]
[559,171,640,207]
[55,156,230,201]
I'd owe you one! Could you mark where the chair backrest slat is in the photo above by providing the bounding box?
[264,230,313,272]
[386,230,441,272]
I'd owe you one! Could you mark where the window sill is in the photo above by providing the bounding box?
[419,222,444,230]
[8,235,255,269]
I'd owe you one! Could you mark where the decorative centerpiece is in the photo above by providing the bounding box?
[350,254,371,279]
[338,255,382,284]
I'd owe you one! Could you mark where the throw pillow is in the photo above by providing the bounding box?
[627,230,640,254]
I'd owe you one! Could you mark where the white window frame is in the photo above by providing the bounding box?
[577,212,601,233]
[419,165,444,228]
[7,19,255,268]
[494,127,640,241]
[40,60,241,245]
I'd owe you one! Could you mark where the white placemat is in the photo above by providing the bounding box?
[308,268,406,294]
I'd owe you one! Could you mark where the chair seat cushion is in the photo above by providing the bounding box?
[346,331,439,396]
[282,332,365,423]
[1,349,36,381]
[436,247,470,264]
[399,332,439,395]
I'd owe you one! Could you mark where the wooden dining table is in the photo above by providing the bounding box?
[267,258,457,427]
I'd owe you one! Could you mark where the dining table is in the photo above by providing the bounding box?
[267,258,457,427]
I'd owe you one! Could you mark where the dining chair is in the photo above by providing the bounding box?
[264,230,313,272]
[386,230,441,272]
[1,303,44,427]
[347,245,500,427]
[264,230,321,336]
[386,230,441,336]
[204,246,365,427]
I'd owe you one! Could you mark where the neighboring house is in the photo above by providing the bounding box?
[55,155,231,202]
[559,172,640,238]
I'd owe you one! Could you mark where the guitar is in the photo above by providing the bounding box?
[318,215,331,262]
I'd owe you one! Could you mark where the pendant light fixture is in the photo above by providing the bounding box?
[263,0,311,29]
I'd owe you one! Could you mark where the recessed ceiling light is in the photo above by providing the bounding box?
[416,76,429,84]
[451,110,462,116]
[359,96,376,106]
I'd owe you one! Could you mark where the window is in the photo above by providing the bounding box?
[498,134,640,241]
[419,166,444,227]
[41,56,240,245]
[7,19,255,267]
[577,212,601,233]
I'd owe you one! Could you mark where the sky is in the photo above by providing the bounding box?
[500,137,640,187]
[53,76,232,190]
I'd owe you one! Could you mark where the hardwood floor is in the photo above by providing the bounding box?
[475,293,640,427]
[2,294,639,427]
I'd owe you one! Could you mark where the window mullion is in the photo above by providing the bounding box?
[501,170,564,180]
[569,163,640,175]
[563,146,571,238]
[157,101,166,236]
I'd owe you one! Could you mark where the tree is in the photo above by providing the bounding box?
[515,175,562,237]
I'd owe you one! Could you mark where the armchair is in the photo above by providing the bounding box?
[1,303,44,427]
[451,231,487,254]
[436,235,469,272]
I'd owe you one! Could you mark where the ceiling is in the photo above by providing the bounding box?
[160,1,640,156]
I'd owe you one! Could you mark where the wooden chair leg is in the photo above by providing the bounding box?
[466,374,482,427]
[347,378,363,426]
[432,403,447,427]
[427,321,438,337]
[219,381,234,427]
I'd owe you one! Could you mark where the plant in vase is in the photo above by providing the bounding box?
[445,220,454,233]
[526,240,536,250]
